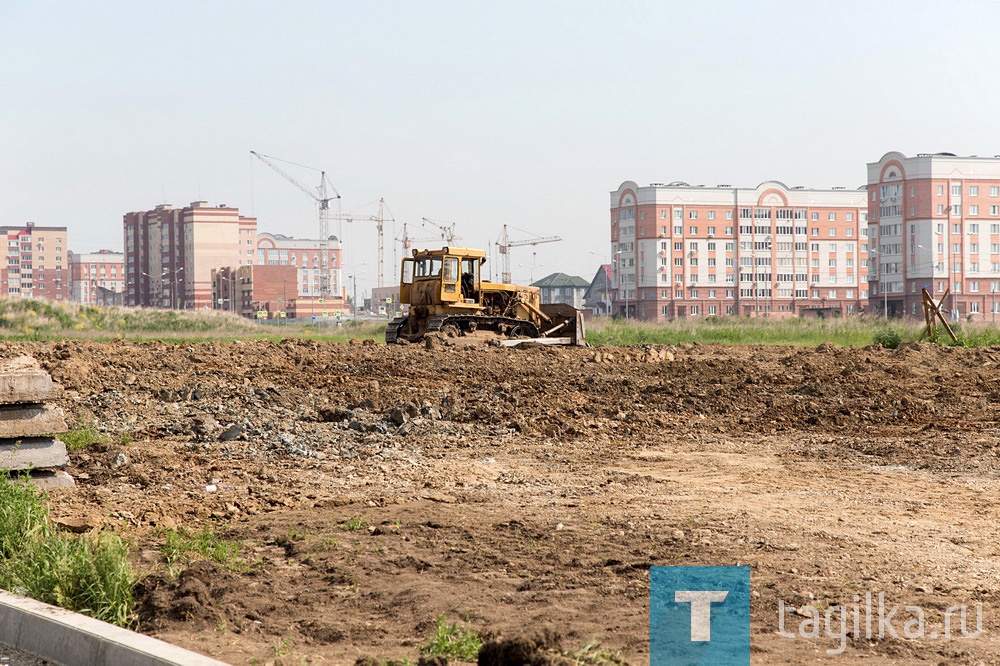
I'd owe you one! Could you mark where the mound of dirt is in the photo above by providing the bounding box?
[3,338,998,664]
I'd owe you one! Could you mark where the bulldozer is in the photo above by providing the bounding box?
[385,246,585,346]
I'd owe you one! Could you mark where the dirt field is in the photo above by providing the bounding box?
[10,337,1000,664]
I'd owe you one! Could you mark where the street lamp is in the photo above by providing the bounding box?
[346,263,368,319]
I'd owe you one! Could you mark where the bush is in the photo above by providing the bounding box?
[872,330,903,349]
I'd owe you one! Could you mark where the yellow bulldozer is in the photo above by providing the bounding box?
[385,246,585,346]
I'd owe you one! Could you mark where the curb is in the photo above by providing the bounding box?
[0,590,229,666]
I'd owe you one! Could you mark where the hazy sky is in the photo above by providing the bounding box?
[3,0,1000,291]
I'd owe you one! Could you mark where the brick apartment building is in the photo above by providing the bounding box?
[68,250,125,304]
[868,151,1000,321]
[211,264,300,319]
[124,202,257,309]
[610,181,869,320]
[0,223,67,300]
[255,232,346,304]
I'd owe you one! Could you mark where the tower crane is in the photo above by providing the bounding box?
[496,224,561,283]
[333,198,394,288]
[393,220,463,283]
[250,150,341,300]
[420,218,459,244]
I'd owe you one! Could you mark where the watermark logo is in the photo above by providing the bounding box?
[650,566,750,665]
[778,592,983,655]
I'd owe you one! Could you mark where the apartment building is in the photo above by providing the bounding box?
[0,223,67,300]
[255,232,346,303]
[68,250,124,304]
[124,202,257,309]
[610,181,869,320]
[867,151,1000,320]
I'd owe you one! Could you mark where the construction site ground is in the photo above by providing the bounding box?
[13,338,1000,665]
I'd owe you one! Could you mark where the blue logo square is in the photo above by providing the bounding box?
[650,566,750,665]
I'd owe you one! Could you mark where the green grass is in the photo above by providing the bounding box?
[340,516,369,532]
[0,296,390,343]
[420,615,482,662]
[0,472,134,626]
[160,526,248,572]
[585,315,1000,348]
[61,424,105,452]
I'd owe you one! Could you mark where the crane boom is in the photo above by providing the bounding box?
[420,218,459,243]
[251,150,342,301]
[496,224,562,283]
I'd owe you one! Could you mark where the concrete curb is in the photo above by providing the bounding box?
[0,590,230,666]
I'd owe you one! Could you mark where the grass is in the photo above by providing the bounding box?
[61,424,105,452]
[0,296,388,342]
[160,526,248,572]
[0,472,134,626]
[340,516,369,532]
[586,315,1000,348]
[420,615,483,662]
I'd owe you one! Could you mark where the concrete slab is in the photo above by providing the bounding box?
[0,438,68,471]
[0,590,230,665]
[0,357,59,405]
[26,469,75,490]
[0,404,67,439]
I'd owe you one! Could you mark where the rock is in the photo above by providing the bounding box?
[318,406,354,423]
[112,452,128,468]
[672,529,685,540]
[53,515,101,534]
[387,407,409,426]
[218,423,244,442]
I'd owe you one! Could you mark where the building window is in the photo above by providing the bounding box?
[811,213,819,221]
[937,185,944,196]
[674,225,683,235]
[689,226,697,234]
[828,213,836,221]
[970,205,980,216]
[660,210,666,219]
[689,211,698,219]
[971,185,980,196]
[952,185,961,196]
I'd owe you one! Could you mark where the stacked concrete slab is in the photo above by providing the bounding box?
[0,356,71,485]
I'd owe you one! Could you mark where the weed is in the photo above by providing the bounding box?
[566,640,629,666]
[160,526,248,572]
[420,615,482,662]
[0,472,134,626]
[341,516,369,531]
[61,425,104,452]
[872,329,902,349]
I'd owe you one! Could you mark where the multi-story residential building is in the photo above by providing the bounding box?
[68,250,125,304]
[867,151,1000,320]
[255,232,346,304]
[124,202,257,309]
[610,181,869,320]
[0,223,68,300]
[532,272,590,309]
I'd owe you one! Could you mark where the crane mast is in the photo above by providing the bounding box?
[250,151,341,300]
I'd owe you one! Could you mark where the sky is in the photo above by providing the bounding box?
[3,0,1000,293]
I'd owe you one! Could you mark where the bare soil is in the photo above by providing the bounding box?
[9,337,1000,664]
